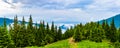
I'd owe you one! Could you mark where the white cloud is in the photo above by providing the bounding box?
[0,0,120,25]
[45,0,81,6]
[83,0,120,21]
[0,0,23,16]
[6,0,13,3]
[86,0,120,11]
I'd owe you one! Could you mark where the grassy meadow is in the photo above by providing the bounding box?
[26,38,114,48]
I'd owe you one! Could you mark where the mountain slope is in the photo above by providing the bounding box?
[100,14,120,28]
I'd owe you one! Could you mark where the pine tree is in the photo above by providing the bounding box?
[10,16,19,47]
[102,20,106,29]
[35,21,41,46]
[73,24,83,42]
[35,21,46,46]
[28,15,33,29]
[21,16,25,28]
[51,22,55,33]
[3,17,7,30]
[46,23,50,34]
[51,22,55,41]
[26,15,35,46]
[54,26,58,41]
[104,20,110,39]
[57,27,62,40]
[73,27,82,42]
[19,16,27,47]
[0,17,14,48]
[110,18,117,42]
[63,29,70,39]
[32,22,38,46]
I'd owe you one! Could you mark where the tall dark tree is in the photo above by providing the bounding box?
[21,16,25,27]
[73,27,82,42]
[102,20,106,30]
[28,15,33,29]
[18,16,27,47]
[104,20,110,39]
[46,23,50,34]
[0,17,14,48]
[57,27,62,40]
[73,23,83,42]
[26,15,35,46]
[54,26,58,41]
[51,22,56,41]
[35,21,46,46]
[51,22,55,32]
[10,16,19,47]
[110,18,117,42]
[3,17,7,30]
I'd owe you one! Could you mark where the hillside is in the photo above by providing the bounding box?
[26,38,114,48]
[100,14,120,28]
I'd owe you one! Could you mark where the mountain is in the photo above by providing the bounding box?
[60,25,68,30]
[0,17,40,26]
[100,14,120,28]
[0,18,13,26]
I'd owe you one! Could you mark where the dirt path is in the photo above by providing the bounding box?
[69,37,78,48]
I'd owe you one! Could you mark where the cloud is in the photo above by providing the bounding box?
[0,0,120,24]
[0,0,23,16]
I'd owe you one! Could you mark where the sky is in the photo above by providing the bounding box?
[0,0,120,25]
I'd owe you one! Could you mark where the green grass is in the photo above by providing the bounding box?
[44,39,70,48]
[26,39,70,48]
[77,40,114,48]
[26,39,114,48]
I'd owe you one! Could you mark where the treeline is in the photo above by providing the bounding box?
[1,15,120,48]
[0,15,63,48]
[64,18,120,48]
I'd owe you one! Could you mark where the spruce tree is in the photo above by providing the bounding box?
[10,16,19,47]
[51,22,55,41]
[57,27,62,40]
[26,15,35,46]
[105,20,110,39]
[0,18,14,48]
[73,28,82,42]
[19,16,26,47]
[46,23,50,34]
[102,20,106,29]
[21,16,25,27]
[110,18,117,42]
[54,26,58,41]
[35,21,45,46]
[73,24,83,42]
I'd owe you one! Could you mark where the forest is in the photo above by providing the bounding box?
[0,15,120,48]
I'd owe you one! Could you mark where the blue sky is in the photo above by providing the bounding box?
[0,0,120,24]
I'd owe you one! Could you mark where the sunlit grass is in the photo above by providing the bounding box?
[77,40,114,48]
[26,39,114,48]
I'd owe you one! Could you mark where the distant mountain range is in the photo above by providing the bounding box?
[0,18,13,26]
[0,14,120,29]
[0,18,69,31]
[100,14,120,28]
